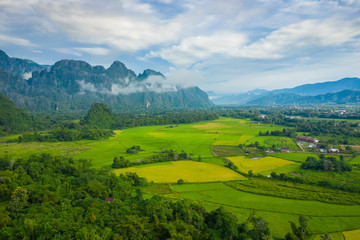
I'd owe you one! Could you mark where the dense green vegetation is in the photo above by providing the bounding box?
[1,102,360,239]
[0,154,269,240]
[80,103,116,129]
[0,93,33,135]
[17,128,114,142]
[301,156,352,172]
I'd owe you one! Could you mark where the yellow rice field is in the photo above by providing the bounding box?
[113,160,247,183]
[227,156,295,174]
[343,229,360,240]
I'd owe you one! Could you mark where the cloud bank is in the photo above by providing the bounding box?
[77,69,201,95]
[1,0,360,92]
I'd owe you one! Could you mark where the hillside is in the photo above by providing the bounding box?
[0,50,213,113]
[0,93,33,134]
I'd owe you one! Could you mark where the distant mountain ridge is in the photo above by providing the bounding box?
[247,89,360,105]
[211,89,268,105]
[0,50,213,112]
[212,77,360,105]
[0,50,47,77]
[269,77,360,96]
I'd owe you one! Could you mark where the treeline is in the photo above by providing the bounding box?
[259,128,295,137]
[80,103,220,129]
[16,128,114,142]
[0,154,273,239]
[112,149,193,169]
[301,155,352,172]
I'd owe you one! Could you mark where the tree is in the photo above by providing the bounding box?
[288,216,311,240]
[323,160,333,171]
[177,179,184,184]
[206,207,241,239]
[250,217,272,240]
[320,233,332,240]
[8,187,30,213]
[112,156,130,168]
[271,172,278,179]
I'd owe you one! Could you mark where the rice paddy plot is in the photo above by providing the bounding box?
[270,153,319,162]
[210,145,244,157]
[260,163,301,175]
[227,156,298,174]
[343,229,360,240]
[113,160,247,183]
[170,182,360,238]
[270,153,340,163]
[246,136,298,149]
[0,140,94,159]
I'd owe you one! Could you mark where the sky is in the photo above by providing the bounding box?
[1,0,360,93]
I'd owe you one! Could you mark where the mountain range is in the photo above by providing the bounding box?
[0,50,213,113]
[1,49,359,110]
[212,77,360,105]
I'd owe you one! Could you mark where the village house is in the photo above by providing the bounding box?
[296,135,318,144]
[105,197,115,203]
[329,148,339,154]
[281,147,290,153]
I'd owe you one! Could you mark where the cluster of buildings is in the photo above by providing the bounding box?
[296,135,339,153]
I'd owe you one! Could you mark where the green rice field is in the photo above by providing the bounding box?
[164,182,360,238]
[1,118,296,168]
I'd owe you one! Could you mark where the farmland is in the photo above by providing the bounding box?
[1,117,360,238]
[113,160,246,183]
[158,182,360,238]
[227,155,300,174]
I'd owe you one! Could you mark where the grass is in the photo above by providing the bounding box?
[247,136,298,150]
[227,155,299,174]
[0,140,95,159]
[113,160,247,183]
[343,229,360,240]
[260,163,301,175]
[210,145,244,157]
[270,152,341,163]
[0,118,295,169]
[169,182,360,238]
[270,153,320,163]
[225,179,360,205]
[349,156,360,165]
[312,232,344,240]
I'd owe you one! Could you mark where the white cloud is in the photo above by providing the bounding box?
[1,0,360,94]
[148,32,248,65]
[77,68,203,95]
[0,34,37,47]
[53,48,82,56]
[74,47,110,55]
[33,0,181,52]
[236,18,360,59]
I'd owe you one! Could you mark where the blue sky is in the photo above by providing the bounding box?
[1,0,360,93]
